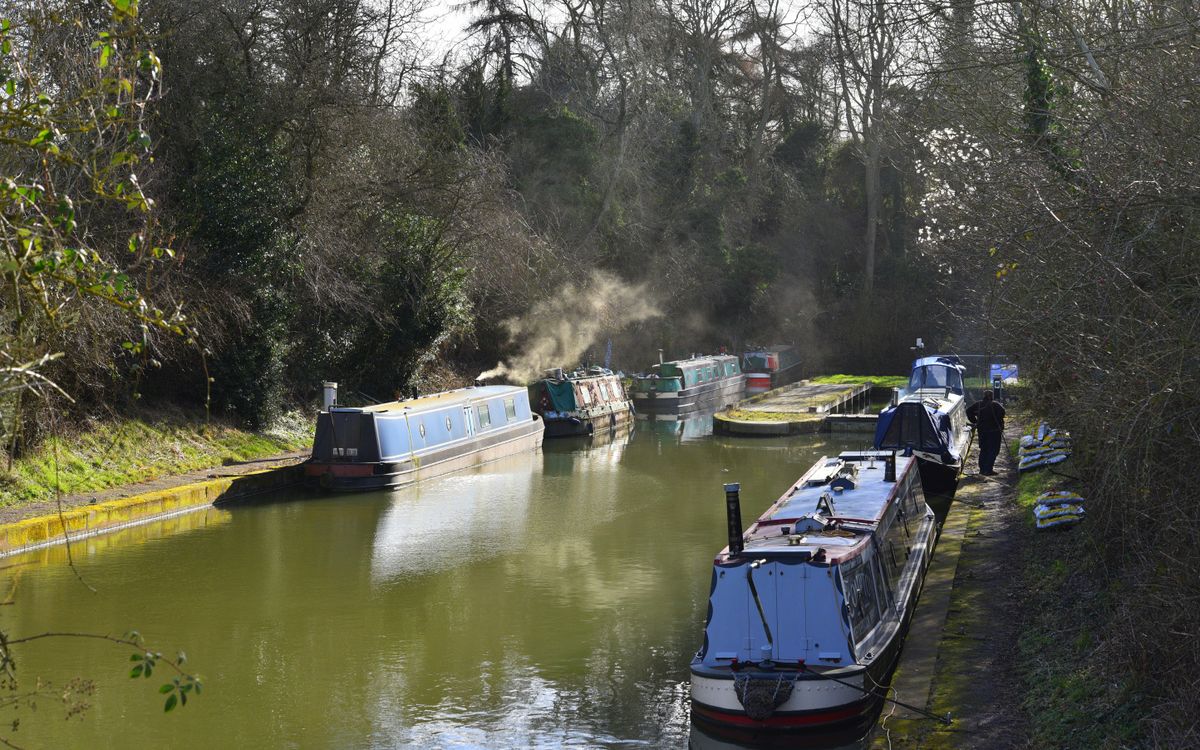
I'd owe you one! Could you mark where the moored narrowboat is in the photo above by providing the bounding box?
[873,355,969,492]
[530,367,633,438]
[304,385,544,491]
[690,450,935,738]
[631,354,745,413]
[742,345,802,395]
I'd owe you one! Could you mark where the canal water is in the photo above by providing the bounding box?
[1,414,875,749]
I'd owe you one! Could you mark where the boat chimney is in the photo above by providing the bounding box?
[322,381,338,411]
[891,387,899,407]
[884,452,897,482]
[658,348,664,365]
[724,483,745,557]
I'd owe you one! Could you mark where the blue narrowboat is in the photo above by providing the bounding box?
[305,385,544,491]
[690,451,935,738]
[874,356,970,492]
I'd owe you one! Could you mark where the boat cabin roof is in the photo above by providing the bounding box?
[334,385,524,415]
[723,451,914,565]
[912,355,965,371]
[539,367,618,383]
[743,344,796,355]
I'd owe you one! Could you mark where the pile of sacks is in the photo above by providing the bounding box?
[1032,490,1085,529]
[1019,423,1072,471]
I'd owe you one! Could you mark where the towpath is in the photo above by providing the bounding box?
[0,450,309,525]
[875,425,1030,749]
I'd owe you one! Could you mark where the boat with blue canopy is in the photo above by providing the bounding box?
[873,356,969,492]
[304,385,544,491]
[690,450,936,737]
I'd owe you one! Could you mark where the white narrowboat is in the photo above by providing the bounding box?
[690,451,935,739]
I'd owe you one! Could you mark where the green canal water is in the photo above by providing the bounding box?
[2,416,873,749]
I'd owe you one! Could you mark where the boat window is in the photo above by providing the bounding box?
[842,554,884,641]
[911,364,964,394]
[418,422,426,438]
[580,388,592,405]
[872,550,895,611]
[504,398,517,421]
[476,404,491,429]
[445,416,453,431]
[599,382,609,400]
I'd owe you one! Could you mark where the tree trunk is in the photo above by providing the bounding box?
[863,133,881,298]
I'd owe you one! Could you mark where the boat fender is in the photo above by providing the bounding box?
[733,672,795,720]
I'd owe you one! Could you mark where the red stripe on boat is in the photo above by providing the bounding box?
[691,700,869,728]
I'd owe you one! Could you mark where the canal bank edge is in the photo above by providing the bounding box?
[0,465,304,558]
[712,380,883,435]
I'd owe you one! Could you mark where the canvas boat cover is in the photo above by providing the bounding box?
[874,399,956,461]
[542,379,578,412]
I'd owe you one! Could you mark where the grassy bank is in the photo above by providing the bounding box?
[809,373,907,388]
[1009,428,1146,748]
[0,409,313,509]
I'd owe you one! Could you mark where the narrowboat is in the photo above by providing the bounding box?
[742,345,802,395]
[304,385,544,491]
[631,354,745,413]
[690,450,935,738]
[873,356,969,493]
[530,367,633,438]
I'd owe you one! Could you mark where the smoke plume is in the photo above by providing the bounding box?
[478,271,661,383]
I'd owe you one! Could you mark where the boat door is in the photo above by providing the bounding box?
[464,405,476,437]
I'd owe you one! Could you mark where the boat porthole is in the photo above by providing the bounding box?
[446,416,452,431]
[419,423,426,437]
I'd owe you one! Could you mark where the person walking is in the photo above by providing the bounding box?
[967,390,1006,476]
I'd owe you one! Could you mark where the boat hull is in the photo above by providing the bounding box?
[914,451,962,494]
[305,417,544,491]
[542,403,634,438]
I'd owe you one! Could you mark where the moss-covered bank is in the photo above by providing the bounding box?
[0,408,312,510]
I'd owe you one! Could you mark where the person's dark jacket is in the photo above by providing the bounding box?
[967,400,1006,433]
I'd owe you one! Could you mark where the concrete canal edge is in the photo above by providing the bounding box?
[0,465,304,558]
[713,380,874,436]
[878,494,972,730]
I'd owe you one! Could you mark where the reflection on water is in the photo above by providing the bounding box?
[0,415,863,749]
[689,722,871,750]
[371,452,537,579]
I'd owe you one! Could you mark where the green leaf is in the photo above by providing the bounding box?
[130,664,143,678]
[158,684,173,694]
[163,693,177,713]
[98,43,111,69]
[130,653,143,661]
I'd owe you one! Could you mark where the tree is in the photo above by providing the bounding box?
[0,0,200,736]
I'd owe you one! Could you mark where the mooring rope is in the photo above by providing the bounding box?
[795,664,954,725]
